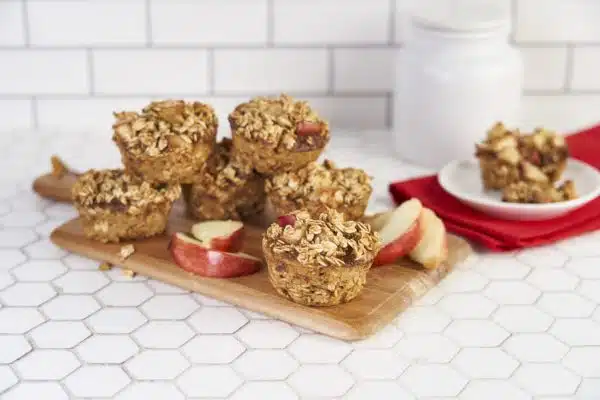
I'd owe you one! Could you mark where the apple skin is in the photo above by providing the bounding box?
[373,213,423,267]
[296,121,322,136]
[372,198,424,267]
[170,233,261,278]
[409,210,448,269]
[277,214,296,228]
[190,220,245,253]
[207,228,244,253]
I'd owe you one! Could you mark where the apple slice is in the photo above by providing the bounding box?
[409,209,448,269]
[170,233,261,278]
[190,220,245,252]
[372,198,424,267]
[296,121,322,136]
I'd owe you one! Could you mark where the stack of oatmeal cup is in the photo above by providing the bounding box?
[71,94,381,307]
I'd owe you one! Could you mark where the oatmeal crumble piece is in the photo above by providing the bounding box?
[267,160,371,207]
[229,94,329,151]
[502,180,578,204]
[120,244,135,260]
[264,209,380,267]
[72,169,181,215]
[113,100,218,157]
[98,262,113,271]
[51,155,69,178]
[121,269,136,278]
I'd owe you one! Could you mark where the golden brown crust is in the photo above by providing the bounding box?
[72,169,180,243]
[229,95,329,174]
[265,160,372,220]
[502,180,578,203]
[187,138,265,221]
[231,133,325,175]
[72,169,180,213]
[264,244,371,306]
[77,202,173,243]
[112,100,217,183]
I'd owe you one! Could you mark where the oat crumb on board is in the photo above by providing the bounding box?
[120,244,135,260]
[98,262,113,271]
[121,268,136,278]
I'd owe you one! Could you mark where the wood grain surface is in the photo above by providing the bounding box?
[34,173,472,340]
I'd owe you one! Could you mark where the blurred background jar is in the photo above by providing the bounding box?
[394,0,523,170]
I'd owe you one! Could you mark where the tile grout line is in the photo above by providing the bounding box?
[388,0,396,45]
[207,49,215,95]
[21,0,30,47]
[509,0,518,44]
[385,92,394,129]
[564,44,575,93]
[266,0,274,47]
[327,47,335,95]
[145,0,153,47]
[86,49,95,95]
[30,97,39,130]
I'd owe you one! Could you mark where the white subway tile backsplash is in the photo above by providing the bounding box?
[520,95,600,133]
[334,49,395,92]
[0,0,597,132]
[0,50,88,94]
[571,47,600,90]
[36,97,152,131]
[151,0,267,45]
[27,0,146,46]
[92,50,208,95]
[516,0,600,43]
[521,47,568,91]
[305,97,388,129]
[273,0,390,44]
[214,49,328,93]
[0,100,32,130]
[0,1,25,46]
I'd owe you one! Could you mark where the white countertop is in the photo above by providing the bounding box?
[0,129,599,399]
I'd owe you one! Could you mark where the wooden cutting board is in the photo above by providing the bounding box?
[33,173,472,340]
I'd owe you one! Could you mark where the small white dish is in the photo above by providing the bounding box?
[438,159,600,221]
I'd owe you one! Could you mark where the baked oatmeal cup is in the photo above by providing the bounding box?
[229,94,330,175]
[187,138,265,221]
[262,209,380,307]
[265,160,372,221]
[475,122,569,190]
[72,169,181,243]
[113,100,217,184]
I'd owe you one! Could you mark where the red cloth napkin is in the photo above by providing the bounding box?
[389,124,600,251]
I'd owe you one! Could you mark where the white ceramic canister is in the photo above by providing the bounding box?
[394,1,523,170]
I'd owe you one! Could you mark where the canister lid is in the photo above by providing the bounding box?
[411,0,510,33]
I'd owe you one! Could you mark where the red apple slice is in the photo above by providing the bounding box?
[170,233,261,278]
[296,121,322,136]
[409,209,448,269]
[372,198,424,267]
[190,220,245,252]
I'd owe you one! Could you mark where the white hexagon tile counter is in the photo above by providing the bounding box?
[0,129,599,399]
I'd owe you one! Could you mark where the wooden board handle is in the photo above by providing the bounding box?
[32,173,77,203]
